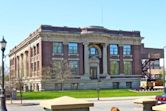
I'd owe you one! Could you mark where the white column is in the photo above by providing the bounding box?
[21,54,24,78]
[24,52,27,78]
[103,43,109,79]
[82,42,90,79]
[16,57,19,78]
[19,56,21,78]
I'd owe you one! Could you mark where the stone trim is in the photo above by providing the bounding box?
[52,57,64,60]
[68,58,80,60]
[52,53,64,56]
[123,55,133,57]
[41,32,142,45]
[110,59,120,61]
[68,53,79,56]
[123,59,133,61]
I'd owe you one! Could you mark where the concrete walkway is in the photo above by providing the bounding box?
[7,96,155,111]
[5,96,155,111]
[7,96,156,104]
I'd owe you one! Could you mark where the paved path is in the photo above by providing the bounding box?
[6,96,154,111]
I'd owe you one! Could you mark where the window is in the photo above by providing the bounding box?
[53,42,63,54]
[31,48,33,57]
[71,83,79,90]
[123,45,131,55]
[52,60,62,79]
[34,46,36,56]
[110,45,118,55]
[112,82,119,89]
[34,62,36,71]
[53,60,62,69]
[37,61,40,70]
[126,82,132,89]
[69,60,79,75]
[110,61,119,75]
[68,43,78,54]
[89,47,98,56]
[124,61,132,75]
[31,63,34,71]
[37,43,39,54]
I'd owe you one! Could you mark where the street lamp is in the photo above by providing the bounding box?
[0,37,7,111]
[97,74,101,101]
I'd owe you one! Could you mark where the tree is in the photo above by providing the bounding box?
[4,66,16,104]
[9,68,23,104]
[42,59,72,91]
[42,66,52,90]
[54,60,72,90]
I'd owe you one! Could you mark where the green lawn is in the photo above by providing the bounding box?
[19,89,163,100]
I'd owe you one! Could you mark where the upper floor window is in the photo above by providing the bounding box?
[37,61,40,70]
[89,47,98,56]
[68,43,78,54]
[123,45,131,55]
[69,60,79,75]
[110,45,118,55]
[30,48,33,57]
[31,63,34,72]
[37,43,39,54]
[34,46,36,56]
[53,42,63,54]
[34,62,37,71]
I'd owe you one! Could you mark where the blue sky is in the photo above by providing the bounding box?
[0,0,166,66]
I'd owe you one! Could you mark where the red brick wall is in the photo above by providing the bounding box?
[63,44,68,60]
[79,43,84,75]
[100,45,103,74]
[119,46,124,74]
[29,47,32,77]
[41,41,83,75]
[42,41,52,67]
[38,41,42,76]
[107,45,110,74]
[132,45,142,75]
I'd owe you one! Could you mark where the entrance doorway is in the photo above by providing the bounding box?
[90,67,97,79]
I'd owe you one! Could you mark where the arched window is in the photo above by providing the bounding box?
[89,47,98,56]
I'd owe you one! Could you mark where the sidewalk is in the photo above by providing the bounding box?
[5,96,150,111]
[6,96,156,104]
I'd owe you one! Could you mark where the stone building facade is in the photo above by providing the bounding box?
[9,25,163,91]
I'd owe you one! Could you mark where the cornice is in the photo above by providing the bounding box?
[9,32,40,57]
[9,31,143,57]
[41,32,142,45]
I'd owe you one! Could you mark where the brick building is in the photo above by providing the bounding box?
[9,25,164,91]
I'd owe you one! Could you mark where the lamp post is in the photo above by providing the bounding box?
[97,74,101,101]
[0,37,7,111]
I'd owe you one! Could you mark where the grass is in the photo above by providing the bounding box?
[19,89,163,100]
